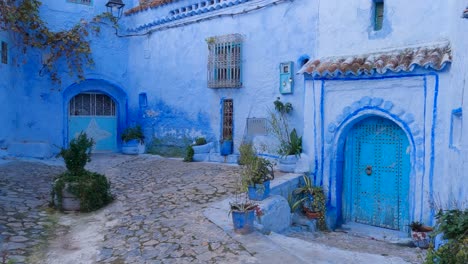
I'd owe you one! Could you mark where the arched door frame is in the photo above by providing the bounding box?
[331,109,417,229]
[62,79,128,149]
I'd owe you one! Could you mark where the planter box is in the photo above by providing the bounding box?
[220,140,233,156]
[122,140,145,155]
[192,142,213,154]
[248,181,271,201]
[54,182,80,211]
[278,155,299,172]
[411,230,432,249]
[231,210,255,234]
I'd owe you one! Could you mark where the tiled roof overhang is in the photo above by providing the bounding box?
[298,41,452,78]
[125,0,176,16]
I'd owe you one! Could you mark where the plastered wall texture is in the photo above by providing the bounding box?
[0,0,466,227]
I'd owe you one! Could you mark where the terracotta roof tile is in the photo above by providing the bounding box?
[298,42,452,77]
[125,0,176,16]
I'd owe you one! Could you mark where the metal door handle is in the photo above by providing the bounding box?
[365,165,372,176]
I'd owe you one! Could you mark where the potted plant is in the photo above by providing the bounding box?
[121,124,145,155]
[240,144,275,201]
[229,194,258,234]
[220,136,233,156]
[268,97,302,172]
[191,137,213,161]
[409,221,433,249]
[51,132,113,212]
[292,174,327,230]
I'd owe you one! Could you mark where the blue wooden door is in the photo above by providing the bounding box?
[344,117,410,231]
[68,93,117,152]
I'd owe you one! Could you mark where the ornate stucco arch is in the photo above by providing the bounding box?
[324,96,425,227]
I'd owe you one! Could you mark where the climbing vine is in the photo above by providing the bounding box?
[0,0,117,84]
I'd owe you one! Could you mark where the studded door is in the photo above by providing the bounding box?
[344,116,410,231]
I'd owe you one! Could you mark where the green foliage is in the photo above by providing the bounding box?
[52,171,113,212]
[121,125,145,143]
[52,132,112,212]
[241,156,274,188]
[269,97,302,157]
[238,143,256,166]
[229,193,257,215]
[194,137,207,146]
[59,132,94,174]
[287,129,302,156]
[293,174,327,231]
[425,209,468,264]
[0,0,118,84]
[183,145,194,162]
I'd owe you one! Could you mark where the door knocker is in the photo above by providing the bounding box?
[365,165,372,176]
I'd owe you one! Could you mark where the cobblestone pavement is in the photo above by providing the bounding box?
[85,155,255,263]
[1,154,425,263]
[0,161,65,263]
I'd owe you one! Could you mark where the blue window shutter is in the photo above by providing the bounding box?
[374,2,384,31]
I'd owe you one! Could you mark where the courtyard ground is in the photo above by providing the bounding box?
[0,154,426,263]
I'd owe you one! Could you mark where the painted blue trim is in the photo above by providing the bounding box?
[62,79,128,150]
[320,80,325,187]
[429,74,439,224]
[258,153,280,159]
[312,79,319,184]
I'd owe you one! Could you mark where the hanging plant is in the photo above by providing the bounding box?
[0,0,118,85]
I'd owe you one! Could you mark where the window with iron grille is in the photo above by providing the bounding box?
[69,93,116,116]
[207,34,243,88]
[67,0,92,5]
[1,41,7,65]
[373,0,384,31]
[222,99,233,140]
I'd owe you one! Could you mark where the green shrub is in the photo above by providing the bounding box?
[425,209,468,264]
[52,171,113,212]
[59,132,94,174]
[52,132,113,212]
[195,137,207,146]
[184,145,194,162]
[121,125,144,143]
[238,143,256,166]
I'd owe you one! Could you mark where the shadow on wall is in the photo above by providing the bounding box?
[134,99,215,157]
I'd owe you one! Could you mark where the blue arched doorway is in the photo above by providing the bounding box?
[63,79,127,152]
[342,116,410,231]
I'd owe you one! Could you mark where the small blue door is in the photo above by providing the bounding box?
[68,93,117,152]
[344,117,410,231]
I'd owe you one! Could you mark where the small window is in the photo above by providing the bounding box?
[67,0,92,6]
[1,41,7,64]
[69,93,116,116]
[222,99,233,140]
[374,1,384,31]
[207,34,243,88]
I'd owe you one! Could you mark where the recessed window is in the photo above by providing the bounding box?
[1,41,7,65]
[207,34,243,88]
[67,0,92,6]
[374,0,384,31]
[222,99,233,140]
[450,108,462,149]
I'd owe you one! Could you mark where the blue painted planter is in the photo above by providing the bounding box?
[248,181,271,201]
[231,210,255,234]
[122,139,145,155]
[220,140,233,156]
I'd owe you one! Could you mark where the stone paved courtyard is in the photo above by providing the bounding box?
[0,154,425,263]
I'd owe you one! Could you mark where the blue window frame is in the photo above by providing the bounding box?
[207,34,243,88]
[373,0,384,31]
[449,108,462,149]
